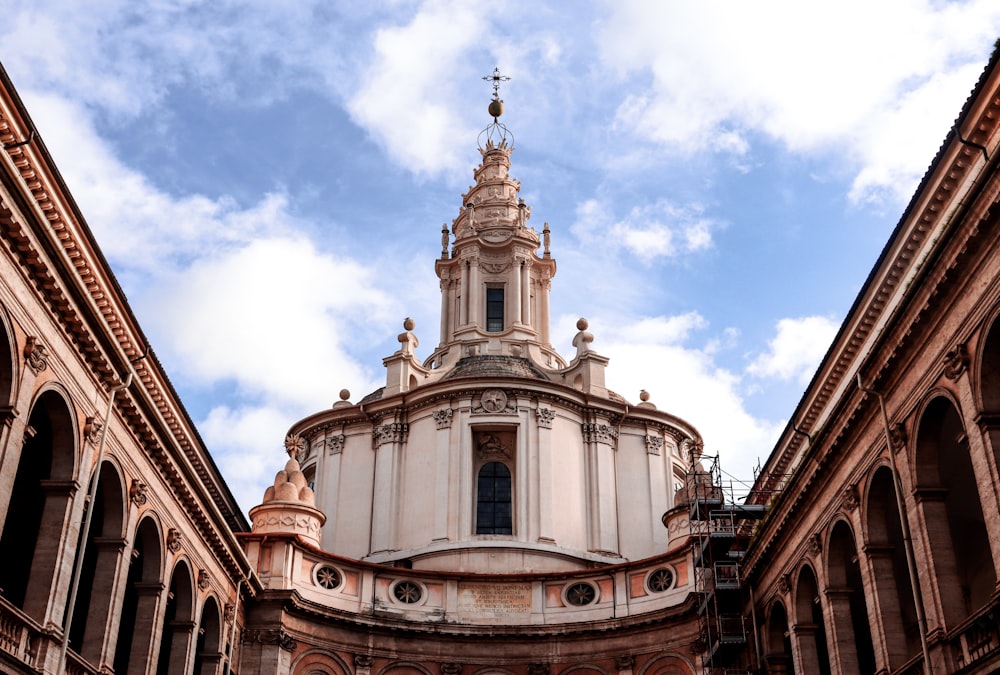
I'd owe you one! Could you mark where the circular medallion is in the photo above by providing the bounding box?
[481,389,508,413]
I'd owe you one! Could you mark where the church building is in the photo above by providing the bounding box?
[1,44,1000,675]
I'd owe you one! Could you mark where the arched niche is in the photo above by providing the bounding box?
[794,564,830,675]
[114,515,165,674]
[764,599,794,674]
[826,521,876,674]
[0,387,77,619]
[864,465,920,667]
[69,461,127,662]
[914,394,995,626]
[194,594,224,675]
[156,559,196,675]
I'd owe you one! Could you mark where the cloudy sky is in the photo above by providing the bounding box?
[3,1,999,513]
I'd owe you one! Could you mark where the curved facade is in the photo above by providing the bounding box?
[239,118,707,674]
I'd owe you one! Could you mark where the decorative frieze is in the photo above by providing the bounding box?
[582,422,619,446]
[536,407,555,429]
[23,335,49,374]
[326,434,346,455]
[374,423,409,446]
[645,435,663,456]
[433,408,454,429]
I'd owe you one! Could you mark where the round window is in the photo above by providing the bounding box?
[315,565,341,590]
[646,567,675,593]
[564,581,597,606]
[392,580,423,604]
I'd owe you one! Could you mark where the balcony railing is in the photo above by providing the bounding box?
[0,597,39,669]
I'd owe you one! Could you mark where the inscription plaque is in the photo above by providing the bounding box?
[457,583,532,622]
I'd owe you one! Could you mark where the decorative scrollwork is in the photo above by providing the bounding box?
[166,528,183,553]
[129,478,148,506]
[23,336,49,374]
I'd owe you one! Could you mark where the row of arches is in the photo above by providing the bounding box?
[0,311,230,673]
[760,303,1000,674]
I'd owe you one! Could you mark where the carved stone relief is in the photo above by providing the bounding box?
[326,434,346,455]
[23,336,49,374]
[536,407,555,429]
[475,430,514,462]
[374,423,409,446]
[433,408,454,429]
[582,423,619,446]
[473,389,517,415]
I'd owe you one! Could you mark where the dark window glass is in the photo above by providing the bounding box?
[476,461,512,534]
[486,288,504,332]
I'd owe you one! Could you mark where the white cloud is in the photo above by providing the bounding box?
[145,236,394,409]
[747,316,839,385]
[575,314,783,493]
[200,405,298,514]
[597,0,1000,202]
[571,198,720,263]
[346,1,489,176]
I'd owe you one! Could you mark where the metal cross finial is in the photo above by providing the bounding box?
[483,67,510,100]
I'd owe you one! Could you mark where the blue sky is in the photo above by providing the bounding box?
[3,1,1000,513]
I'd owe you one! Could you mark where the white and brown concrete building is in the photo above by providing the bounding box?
[3,44,1000,675]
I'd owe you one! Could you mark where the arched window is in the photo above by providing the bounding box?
[476,461,512,534]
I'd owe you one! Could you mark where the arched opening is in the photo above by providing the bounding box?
[826,521,876,674]
[194,595,223,675]
[0,389,77,621]
[475,460,512,534]
[865,466,920,667]
[794,565,830,675]
[764,600,794,674]
[157,560,196,675]
[115,517,164,675]
[915,396,996,626]
[69,461,126,663]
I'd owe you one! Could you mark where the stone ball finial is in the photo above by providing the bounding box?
[339,389,351,401]
[640,389,650,402]
[576,318,589,331]
[403,317,415,331]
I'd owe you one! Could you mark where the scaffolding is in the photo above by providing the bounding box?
[687,452,781,675]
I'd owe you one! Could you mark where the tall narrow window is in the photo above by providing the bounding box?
[476,461,512,534]
[486,287,504,332]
